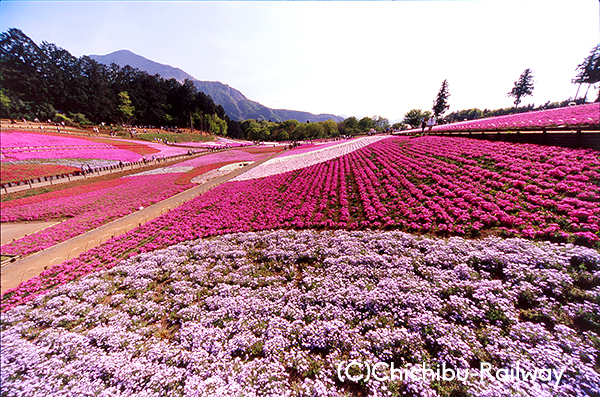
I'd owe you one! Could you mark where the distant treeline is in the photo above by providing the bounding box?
[0,28,237,136]
[241,115,391,142]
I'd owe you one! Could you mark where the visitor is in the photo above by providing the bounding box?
[427,116,437,133]
[421,119,427,133]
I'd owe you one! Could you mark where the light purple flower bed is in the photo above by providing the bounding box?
[173,149,272,168]
[277,138,360,158]
[1,229,598,396]
[432,103,599,132]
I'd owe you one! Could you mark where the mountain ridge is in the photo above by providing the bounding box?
[88,50,342,123]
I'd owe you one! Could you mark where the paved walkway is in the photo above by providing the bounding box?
[0,151,279,293]
[1,221,61,246]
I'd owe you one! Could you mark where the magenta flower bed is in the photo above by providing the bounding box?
[432,103,599,132]
[1,132,143,162]
[3,135,599,311]
[0,131,104,149]
[3,147,143,162]
[0,174,192,257]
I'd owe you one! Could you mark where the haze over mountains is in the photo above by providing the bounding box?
[89,50,342,123]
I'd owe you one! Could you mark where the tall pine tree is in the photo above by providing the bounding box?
[432,79,450,118]
[507,69,535,107]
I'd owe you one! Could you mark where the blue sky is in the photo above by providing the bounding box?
[1,0,598,121]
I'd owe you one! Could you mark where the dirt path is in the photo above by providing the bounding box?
[1,221,61,246]
[0,151,279,293]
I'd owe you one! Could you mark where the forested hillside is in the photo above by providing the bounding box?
[0,29,236,136]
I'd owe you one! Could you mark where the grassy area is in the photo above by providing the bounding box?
[139,133,215,143]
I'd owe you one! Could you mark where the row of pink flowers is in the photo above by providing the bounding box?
[431,103,599,132]
[3,135,598,310]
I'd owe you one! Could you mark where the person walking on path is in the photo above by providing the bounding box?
[426,116,437,133]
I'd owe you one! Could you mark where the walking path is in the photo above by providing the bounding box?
[1,221,61,246]
[0,151,280,293]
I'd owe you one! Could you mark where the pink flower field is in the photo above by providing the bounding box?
[4,135,598,307]
[0,131,192,183]
[432,103,599,132]
[0,163,80,184]
[2,133,599,397]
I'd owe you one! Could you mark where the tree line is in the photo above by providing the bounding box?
[241,115,391,142]
[0,28,236,136]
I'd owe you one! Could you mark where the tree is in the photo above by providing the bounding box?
[573,44,600,102]
[117,91,134,124]
[402,109,432,128]
[507,69,534,107]
[358,116,374,132]
[320,119,338,137]
[372,115,390,131]
[432,79,450,118]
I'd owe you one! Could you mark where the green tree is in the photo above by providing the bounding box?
[358,116,374,132]
[402,109,432,128]
[306,122,325,139]
[372,115,390,131]
[320,119,339,137]
[342,116,359,135]
[433,79,450,117]
[507,69,534,107]
[573,44,600,102]
[117,91,134,124]
[391,122,408,130]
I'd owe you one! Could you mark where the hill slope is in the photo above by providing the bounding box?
[89,50,342,123]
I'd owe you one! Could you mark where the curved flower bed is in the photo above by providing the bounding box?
[277,138,359,158]
[431,103,599,132]
[1,230,598,396]
[173,148,272,169]
[1,132,145,162]
[0,174,193,257]
[0,163,80,184]
[233,135,388,180]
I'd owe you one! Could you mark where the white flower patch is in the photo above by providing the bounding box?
[131,166,194,176]
[190,169,230,185]
[232,136,389,180]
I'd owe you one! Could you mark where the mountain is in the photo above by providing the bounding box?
[88,50,342,123]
